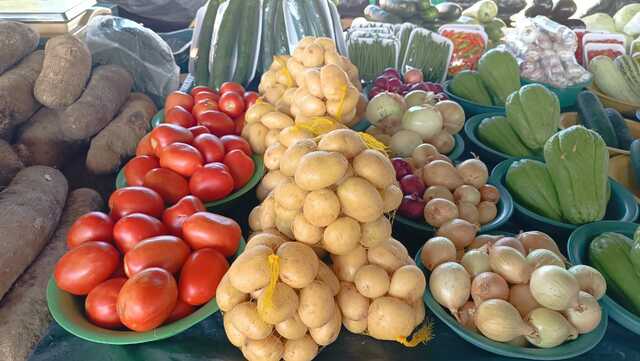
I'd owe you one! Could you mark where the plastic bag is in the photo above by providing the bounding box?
[347,32,399,81]
[623,12,640,37]
[110,0,206,23]
[84,15,179,108]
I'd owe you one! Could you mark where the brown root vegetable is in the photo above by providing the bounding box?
[454,185,481,205]
[412,143,439,168]
[367,296,415,341]
[0,21,39,75]
[0,188,102,361]
[478,201,498,225]
[436,219,477,249]
[60,64,133,141]
[0,50,43,140]
[456,159,489,188]
[479,184,500,203]
[34,35,92,109]
[422,160,463,190]
[241,334,283,361]
[424,198,458,227]
[428,130,455,154]
[0,140,23,186]
[0,166,68,299]
[457,202,480,225]
[425,154,453,164]
[86,93,156,174]
[423,185,454,203]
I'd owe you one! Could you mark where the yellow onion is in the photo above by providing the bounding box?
[507,336,529,347]
[475,299,534,342]
[509,284,540,318]
[526,249,564,270]
[493,237,526,256]
[420,237,456,271]
[530,265,580,311]
[471,272,509,306]
[563,291,602,334]
[461,248,490,277]
[458,301,477,331]
[468,234,501,250]
[429,262,471,319]
[488,246,531,284]
[568,265,607,300]
[525,308,578,348]
[517,231,564,260]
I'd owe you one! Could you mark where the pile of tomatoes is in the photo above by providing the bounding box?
[54,188,241,332]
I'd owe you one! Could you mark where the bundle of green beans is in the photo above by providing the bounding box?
[401,28,451,82]
[347,30,399,82]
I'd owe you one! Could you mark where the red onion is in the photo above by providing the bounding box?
[382,68,401,79]
[400,174,426,196]
[391,158,413,180]
[398,194,425,219]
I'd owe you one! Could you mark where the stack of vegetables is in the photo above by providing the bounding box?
[574,90,634,151]
[523,0,583,28]
[363,1,463,29]
[589,54,640,105]
[366,67,448,100]
[477,83,561,157]
[439,26,488,75]
[582,4,640,47]
[506,126,609,225]
[456,0,507,47]
[421,231,606,347]
[246,128,429,344]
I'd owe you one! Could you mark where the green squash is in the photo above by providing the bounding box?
[477,116,533,157]
[505,159,563,221]
[506,84,560,153]
[544,126,609,224]
[450,70,492,106]
[477,49,521,106]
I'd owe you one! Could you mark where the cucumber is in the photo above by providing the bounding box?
[232,0,261,85]
[630,139,640,188]
[283,0,312,49]
[273,0,290,56]
[576,91,619,148]
[364,4,402,24]
[260,0,278,73]
[606,108,634,150]
[311,0,334,38]
[209,0,240,89]
[194,0,221,85]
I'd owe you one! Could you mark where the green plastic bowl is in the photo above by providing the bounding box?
[395,180,513,237]
[490,158,639,243]
[415,246,608,360]
[47,238,246,345]
[521,78,592,109]
[116,154,265,212]
[443,80,504,116]
[567,221,640,336]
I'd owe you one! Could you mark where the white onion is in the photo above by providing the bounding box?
[366,92,405,126]
[436,100,465,134]
[509,284,540,318]
[461,248,491,277]
[458,301,477,331]
[568,265,607,300]
[529,265,580,311]
[456,158,488,188]
[474,299,534,342]
[563,291,602,334]
[526,249,565,270]
[471,272,509,306]
[401,105,443,140]
[525,308,578,348]
[420,237,457,271]
[488,246,532,284]
[429,262,471,319]
[390,129,423,157]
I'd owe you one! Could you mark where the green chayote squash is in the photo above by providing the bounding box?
[506,84,560,152]
[544,125,609,224]
[477,116,533,157]
[477,48,521,106]
[450,70,492,106]
[505,159,563,221]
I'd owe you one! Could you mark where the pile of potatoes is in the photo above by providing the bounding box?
[217,231,342,361]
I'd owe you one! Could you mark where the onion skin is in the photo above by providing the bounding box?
[461,248,490,277]
[454,185,481,205]
[477,201,497,225]
[468,235,501,250]
[493,237,526,256]
[420,237,457,271]
[509,284,540,318]
[423,185,454,203]
[422,160,463,191]
[429,262,471,319]
[526,249,564,270]
[436,218,477,249]
[475,299,534,342]
[526,308,577,348]
[529,266,580,311]
[563,291,602,334]
[412,143,439,168]
[517,231,564,260]
[457,202,480,225]
[436,100,465,134]
[479,185,500,203]
[424,198,458,228]
[488,246,532,284]
[456,159,488,188]
[471,272,509,306]
[568,265,607,300]
[458,301,477,331]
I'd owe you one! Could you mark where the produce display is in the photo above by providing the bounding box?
[366,67,447,100]
[440,25,487,75]
[523,0,582,28]
[575,90,634,150]
[457,1,507,47]
[363,1,463,28]
[589,54,640,104]
[582,4,640,41]
[421,230,606,347]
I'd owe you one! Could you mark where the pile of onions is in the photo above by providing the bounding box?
[471,272,509,305]
[429,262,470,319]
[475,300,534,342]
[420,237,456,271]
[529,265,580,311]
[488,246,531,284]
[526,308,578,348]
[568,265,607,300]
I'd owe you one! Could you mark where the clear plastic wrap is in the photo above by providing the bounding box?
[347,31,399,82]
[84,15,179,108]
[111,0,206,23]
[401,29,453,83]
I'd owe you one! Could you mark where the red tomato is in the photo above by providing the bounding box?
[143,168,190,205]
[150,124,194,156]
[234,113,245,135]
[197,110,235,137]
[113,213,167,253]
[194,91,220,104]
[109,187,165,219]
[188,125,210,138]
[54,242,120,295]
[159,142,204,177]
[165,299,196,323]
[220,135,252,156]
[223,149,255,190]
[165,91,194,114]
[188,163,235,202]
[124,235,191,277]
[192,99,219,121]
[162,195,206,237]
[179,248,229,306]
[193,133,225,163]
[67,212,114,248]
[136,133,155,156]
[181,212,241,256]
[165,106,196,128]
[117,268,178,332]
[111,260,126,278]
[219,82,245,95]
[244,91,259,108]
[85,278,127,329]
[191,85,214,97]
[218,92,245,118]
[124,155,160,187]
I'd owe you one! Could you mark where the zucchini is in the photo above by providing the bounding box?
[606,108,634,150]
[232,0,261,85]
[273,0,290,56]
[311,0,334,38]
[208,0,241,89]
[260,0,278,73]
[379,0,418,18]
[194,0,221,85]
[436,3,463,22]
[630,139,640,188]
[283,0,310,49]
[576,91,619,148]
[364,4,402,24]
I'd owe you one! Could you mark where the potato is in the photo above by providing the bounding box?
[247,103,275,124]
[287,57,306,82]
[302,43,325,68]
[229,301,273,340]
[282,87,298,104]
[257,170,289,200]
[290,103,301,118]
[264,84,287,105]
[298,280,335,328]
[309,306,341,346]
[223,312,246,347]
[335,164,355,187]
[320,64,350,101]
[299,95,326,117]
[292,214,322,245]
[228,245,273,293]
[412,299,426,327]
[257,282,299,324]
[276,313,308,340]
[216,273,248,312]
[246,231,286,251]
[326,86,360,118]
[295,151,349,191]
[337,177,384,223]
[258,196,277,229]
[283,334,319,361]
[280,139,317,177]
[264,143,286,170]
[331,245,367,282]
[324,50,341,67]
[265,129,281,148]
[343,317,368,334]
[274,182,307,210]
[314,37,337,52]
[367,297,415,341]
[277,242,320,289]
[317,129,366,159]
[388,265,426,302]
[322,217,361,255]
[259,70,277,92]
[249,206,264,231]
[275,204,298,239]
[337,282,369,321]
[271,55,291,71]
[353,149,395,189]
[381,184,403,213]
[354,264,390,298]
[304,69,323,98]
[301,189,341,228]
[316,262,340,296]
[340,107,358,126]
[361,216,392,248]
[368,239,411,274]
[248,122,269,154]
[242,334,284,361]
[261,112,294,130]
[278,126,315,148]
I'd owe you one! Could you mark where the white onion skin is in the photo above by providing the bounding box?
[474,299,534,342]
[468,235,501,250]
[461,248,491,277]
[488,246,532,284]
[429,262,471,319]
[568,265,607,300]
[526,249,565,270]
[458,301,477,331]
[509,284,540,318]
[529,266,580,311]
[471,272,509,306]
[563,291,602,334]
[517,231,564,260]
[493,237,526,256]
[525,308,577,348]
[456,159,488,188]
[420,237,457,271]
